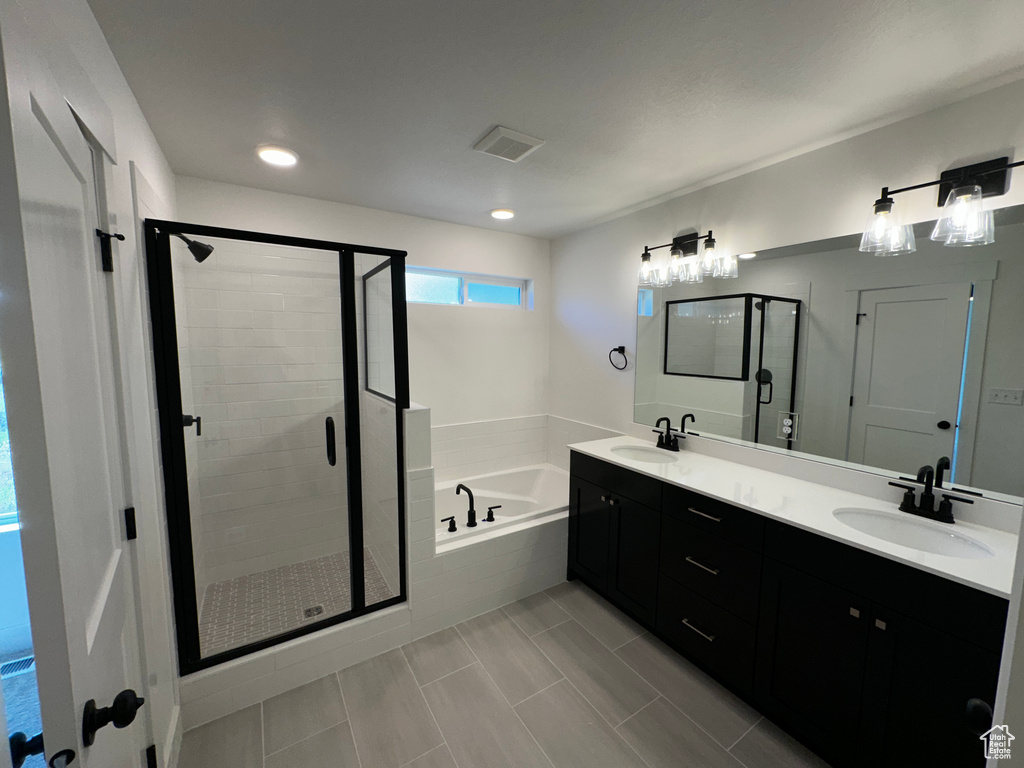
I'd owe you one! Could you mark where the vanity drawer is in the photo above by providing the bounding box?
[570,451,663,509]
[657,576,755,694]
[660,517,762,623]
[663,485,764,551]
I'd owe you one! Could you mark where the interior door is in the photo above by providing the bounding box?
[1,34,145,768]
[847,283,971,474]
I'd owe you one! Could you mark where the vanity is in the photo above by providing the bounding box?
[568,437,1015,768]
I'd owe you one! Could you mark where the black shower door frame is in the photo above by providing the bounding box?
[144,219,410,675]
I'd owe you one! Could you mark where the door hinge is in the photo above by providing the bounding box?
[95,230,125,273]
[124,507,137,540]
[855,312,867,325]
[146,744,158,768]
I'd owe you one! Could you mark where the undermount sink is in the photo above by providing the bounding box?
[610,445,678,464]
[832,508,994,559]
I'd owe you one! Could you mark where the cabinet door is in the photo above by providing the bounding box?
[862,608,1000,768]
[756,560,870,762]
[568,476,611,588]
[607,496,661,624]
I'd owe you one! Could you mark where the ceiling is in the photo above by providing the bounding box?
[86,0,1024,239]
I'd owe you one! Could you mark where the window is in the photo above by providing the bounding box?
[406,267,530,308]
[0,369,18,530]
[638,289,653,317]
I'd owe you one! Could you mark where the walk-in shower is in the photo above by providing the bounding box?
[145,220,409,673]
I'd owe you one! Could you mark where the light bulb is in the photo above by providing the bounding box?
[668,247,684,282]
[859,195,916,256]
[637,252,655,287]
[700,237,718,275]
[931,185,993,246]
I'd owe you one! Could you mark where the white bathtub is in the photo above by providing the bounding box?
[435,464,569,548]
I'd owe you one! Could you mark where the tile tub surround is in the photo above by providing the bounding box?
[571,436,1019,597]
[178,405,568,729]
[180,580,831,768]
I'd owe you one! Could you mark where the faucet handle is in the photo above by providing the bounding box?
[937,493,973,525]
[888,482,918,512]
[441,516,457,533]
[485,505,501,522]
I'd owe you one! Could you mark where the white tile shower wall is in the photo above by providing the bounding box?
[179,405,568,729]
[181,238,350,588]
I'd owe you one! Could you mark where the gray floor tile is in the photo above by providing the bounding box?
[422,664,552,768]
[457,609,563,704]
[532,620,657,727]
[617,697,742,768]
[265,722,360,768]
[340,648,444,767]
[400,743,458,768]
[515,679,647,768]
[545,581,643,650]
[730,718,833,768]
[263,673,347,754]
[402,628,476,686]
[178,705,262,768]
[616,633,759,747]
[502,592,570,636]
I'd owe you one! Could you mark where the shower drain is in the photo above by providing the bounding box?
[0,656,35,679]
[303,605,324,619]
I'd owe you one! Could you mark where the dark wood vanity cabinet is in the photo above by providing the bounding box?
[567,450,1009,768]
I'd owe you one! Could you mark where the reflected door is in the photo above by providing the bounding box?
[848,283,972,473]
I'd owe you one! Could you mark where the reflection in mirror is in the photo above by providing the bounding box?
[635,205,1024,501]
[664,295,752,380]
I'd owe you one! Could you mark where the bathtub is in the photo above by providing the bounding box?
[434,464,569,550]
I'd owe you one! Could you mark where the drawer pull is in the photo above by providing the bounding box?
[681,619,715,643]
[688,507,722,523]
[685,556,720,576]
[600,495,618,506]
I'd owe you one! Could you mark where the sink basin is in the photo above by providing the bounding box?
[610,445,678,464]
[832,508,994,559]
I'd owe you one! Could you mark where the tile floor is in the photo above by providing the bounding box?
[180,580,831,768]
[198,548,394,657]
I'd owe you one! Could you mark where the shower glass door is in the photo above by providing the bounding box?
[146,221,408,672]
[751,295,801,448]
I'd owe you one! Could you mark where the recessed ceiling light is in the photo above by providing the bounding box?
[257,145,299,167]
[490,209,515,220]
[738,252,757,260]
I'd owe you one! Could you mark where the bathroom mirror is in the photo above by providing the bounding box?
[634,204,1024,501]
[664,295,752,380]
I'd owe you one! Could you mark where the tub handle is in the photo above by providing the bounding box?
[485,505,501,522]
[441,516,457,533]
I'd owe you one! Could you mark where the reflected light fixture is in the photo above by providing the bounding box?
[737,252,757,260]
[638,231,729,287]
[860,156,1023,256]
[257,145,299,167]
[490,208,515,220]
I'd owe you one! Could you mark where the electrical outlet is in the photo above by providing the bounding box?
[988,388,1024,405]
[777,411,799,440]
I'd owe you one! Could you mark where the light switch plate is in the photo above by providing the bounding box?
[989,388,1024,405]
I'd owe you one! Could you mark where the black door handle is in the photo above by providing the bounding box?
[965,697,993,735]
[937,420,952,430]
[182,414,202,436]
[9,732,43,768]
[82,689,144,747]
[325,417,336,466]
[756,369,774,405]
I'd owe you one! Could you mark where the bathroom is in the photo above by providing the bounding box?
[2,1,1024,768]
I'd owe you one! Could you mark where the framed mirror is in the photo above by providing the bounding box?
[634,205,1024,502]
[664,295,752,380]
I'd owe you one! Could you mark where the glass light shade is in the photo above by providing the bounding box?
[667,247,685,282]
[637,253,655,286]
[719,254,739,279]
[932,186,994,246]
[699,240,718,275]
[859,200,916,256]
[682,255,703,283]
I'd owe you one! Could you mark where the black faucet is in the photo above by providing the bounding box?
[916,465,936,515]
[456,484,476,527]
[935,456,950,489]
[653,417,679,451]
[680,414,696,435]
[888,464,974,524]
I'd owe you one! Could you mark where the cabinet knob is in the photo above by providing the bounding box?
[966,698,993,736]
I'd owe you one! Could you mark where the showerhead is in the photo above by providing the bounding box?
[172,233,215,263]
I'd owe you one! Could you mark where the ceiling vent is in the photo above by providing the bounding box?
[473,126,544,163]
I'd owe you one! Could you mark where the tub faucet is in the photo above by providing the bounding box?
[456,484,477,527]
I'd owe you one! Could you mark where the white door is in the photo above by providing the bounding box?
[0,30,145,768]
[847,283,972,475]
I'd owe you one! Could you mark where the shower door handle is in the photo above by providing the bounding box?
[325,417,336,466]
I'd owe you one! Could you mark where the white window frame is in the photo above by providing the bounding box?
[406,266,532,309]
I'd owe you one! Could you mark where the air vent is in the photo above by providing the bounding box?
[1,656,35,679]
[473,126,544,163]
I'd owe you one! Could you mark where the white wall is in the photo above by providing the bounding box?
[0,0,183,764]
[549,78,1024,438]
[175,177,552,427]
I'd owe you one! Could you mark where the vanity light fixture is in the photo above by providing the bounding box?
[257,145,299,167]
[638,231,726,287]
[860,156,1023,256]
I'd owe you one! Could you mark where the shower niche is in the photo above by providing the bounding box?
[145,220,409,673]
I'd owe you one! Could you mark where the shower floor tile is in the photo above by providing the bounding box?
[198,548,393,658]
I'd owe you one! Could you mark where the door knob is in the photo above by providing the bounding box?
[82,689,145,747]
[937,420,952,430]
[9,732,43,768]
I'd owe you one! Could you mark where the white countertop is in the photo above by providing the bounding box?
[569,436,1018,598]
